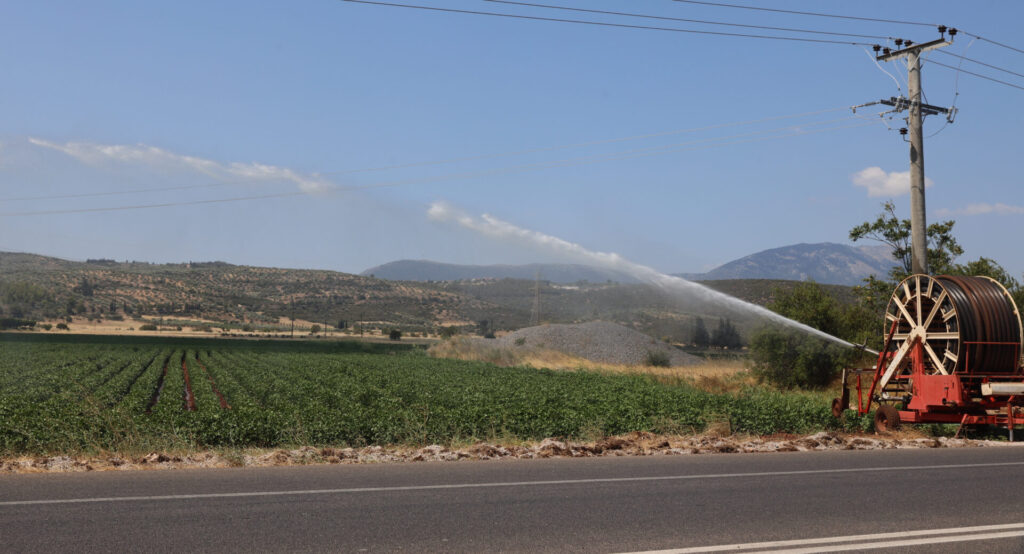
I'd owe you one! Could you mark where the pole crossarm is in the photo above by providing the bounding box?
[863,35,952,275]
[876,38,951,62]
[878,96,951,117]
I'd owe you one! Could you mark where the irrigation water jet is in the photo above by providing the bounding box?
[428,201,875,354]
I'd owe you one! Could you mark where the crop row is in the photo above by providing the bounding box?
[0,337,866,454]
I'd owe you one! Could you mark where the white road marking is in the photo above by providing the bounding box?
[2,460,1023,507]
[627,522,1024,553]
[759,530,1024,553]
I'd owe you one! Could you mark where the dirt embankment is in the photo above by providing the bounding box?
[2,431,1016,474]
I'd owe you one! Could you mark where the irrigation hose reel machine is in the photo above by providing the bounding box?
[834,274,1024,436]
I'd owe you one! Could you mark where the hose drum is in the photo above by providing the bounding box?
[885,274,1023,374]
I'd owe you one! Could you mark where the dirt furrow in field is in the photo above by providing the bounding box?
[181,352,196,412]
[194,353,230,410]
[144,355,170,414]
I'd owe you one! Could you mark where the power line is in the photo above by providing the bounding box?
[960,31,1024,56]
[0,117,882,217]
[670,1,1024,60]
[935,50,1024,80]
[928,59,1024,92]
[3,105,855,203]
[670,0,936,28]
[925,38,977,139]
[930,38,978,138]
[864,47,903,95]
[482,0,891,40]
[340,0,874,45]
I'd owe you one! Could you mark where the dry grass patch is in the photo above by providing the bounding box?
[427,337,752,390]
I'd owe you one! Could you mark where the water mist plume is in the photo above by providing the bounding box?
[428,201,867,351]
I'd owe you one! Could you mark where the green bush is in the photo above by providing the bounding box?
[439,326,459,339]
[0,318,35,330]
[644,350,671,367]
[139,323,158,331]
[749,327,855,388]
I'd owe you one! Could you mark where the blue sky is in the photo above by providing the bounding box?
[1,1,1022,278]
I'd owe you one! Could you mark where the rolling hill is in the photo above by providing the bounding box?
[677,243,896,286]
[364,243,896,287]
[0,251,858,343]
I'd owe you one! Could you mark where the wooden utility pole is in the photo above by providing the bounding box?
[874,34,953,274]
[906,47,929,275]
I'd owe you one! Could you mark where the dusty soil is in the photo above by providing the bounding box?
[33,317,226,337]
[492,321,702,367]
[2,431,1017,474]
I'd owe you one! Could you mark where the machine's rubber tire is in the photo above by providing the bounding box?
[831,398,844,419]
[874,405,902,434]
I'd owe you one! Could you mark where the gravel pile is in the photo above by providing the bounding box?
[494,321,701,367]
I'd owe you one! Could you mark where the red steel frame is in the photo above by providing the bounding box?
[843,325,1024,432]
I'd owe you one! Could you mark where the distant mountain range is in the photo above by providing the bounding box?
[364,243,897,286]
[1,248,874,343]
[1,250,854,343]
[676,243,898,286]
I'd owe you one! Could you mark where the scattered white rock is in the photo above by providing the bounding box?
[3,432,1021,473]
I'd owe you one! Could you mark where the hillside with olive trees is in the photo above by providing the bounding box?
[0,251,856,342]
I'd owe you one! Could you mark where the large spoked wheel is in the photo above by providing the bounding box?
[886,274,1023,375]
[874,405,901,434]
[885,274,961,375]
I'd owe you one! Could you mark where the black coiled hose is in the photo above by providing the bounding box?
[936,275,1022,373]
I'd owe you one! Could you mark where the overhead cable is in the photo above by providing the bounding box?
[482,0,891,40]
[671,0,1024,60]
[935,50,1024,80]
[340,0,874,45]
[864,48,902,94]
[670,0,936,27]
[924,38,976,139]
[928,59,1024,92]
[960,31,1024,56]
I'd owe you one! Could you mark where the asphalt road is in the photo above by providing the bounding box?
[3,447,1024,553]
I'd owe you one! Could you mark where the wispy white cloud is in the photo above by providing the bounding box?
[851,166,934,197]
[27,138,331,193]
[936,203,1024,217]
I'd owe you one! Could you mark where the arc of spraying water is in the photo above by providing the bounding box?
[428,201,877,355]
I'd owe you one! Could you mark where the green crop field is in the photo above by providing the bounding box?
[0,333,863,456]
